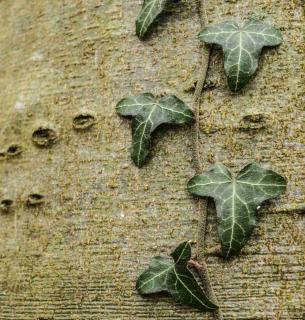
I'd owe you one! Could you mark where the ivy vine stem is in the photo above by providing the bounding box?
[192,1,223,319]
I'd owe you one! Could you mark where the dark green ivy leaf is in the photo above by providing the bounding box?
[136,241,218,312]
[198,20,283,92]
[188,163,287,258]
[116,93,194,167]
[136,0,167,39]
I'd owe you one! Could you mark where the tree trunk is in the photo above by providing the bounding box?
[0,0,304,319]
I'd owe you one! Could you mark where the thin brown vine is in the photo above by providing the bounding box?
[192,1,223,319]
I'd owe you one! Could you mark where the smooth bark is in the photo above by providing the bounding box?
[0,1,304,319]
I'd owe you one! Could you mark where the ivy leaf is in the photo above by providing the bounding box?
[187,163,287,258]
[136,241,218,312]
[198,20,283,91]
[116,93,194,167]
[136,0,168,39]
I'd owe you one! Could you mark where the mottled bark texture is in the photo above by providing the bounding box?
[0,0,304,319]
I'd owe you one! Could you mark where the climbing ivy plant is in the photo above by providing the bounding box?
[116,93,194,167]
[198,20,283,91]
[117,2,287,314]
[136,0,180,38]
[136,0,168,38]
[188,163,287,258]
[137,241,218,312]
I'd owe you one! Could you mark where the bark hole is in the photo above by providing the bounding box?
[0,199,13,212]
[7,144,23,157]
[32,126,58,147]
[240,113,268,130]
[26,193,45,206]
[73,112,96,130]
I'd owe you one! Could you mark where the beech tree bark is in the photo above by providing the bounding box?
[0,1,304,319]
